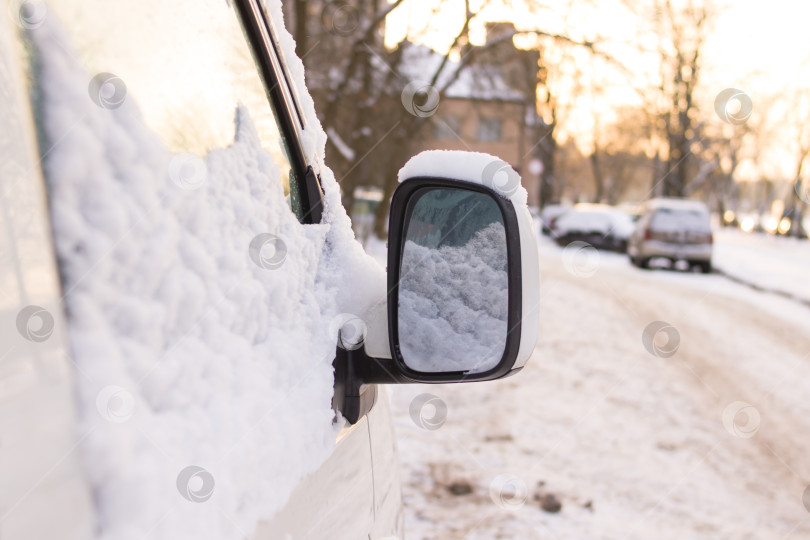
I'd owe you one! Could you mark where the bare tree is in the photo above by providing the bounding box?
[284,0,484,236]
[589,106,657,204]
[284,0,605,236]
[782,90,810,238]
[647,0,716,197]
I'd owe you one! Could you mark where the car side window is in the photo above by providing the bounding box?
[37,0,304,217]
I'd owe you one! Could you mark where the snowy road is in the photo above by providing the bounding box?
[390,238,810,539]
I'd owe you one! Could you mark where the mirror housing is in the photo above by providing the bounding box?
[332,151,540,423]
[387,151,539,383]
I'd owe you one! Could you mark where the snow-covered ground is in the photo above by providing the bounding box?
[387,235,810,539]
[713,229,810,304]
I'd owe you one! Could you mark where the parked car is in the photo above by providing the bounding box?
[552,204,636,252]
[1,2,539,540]
[628,198,713,273]
[539,203,570,235]
[616,202,643,222]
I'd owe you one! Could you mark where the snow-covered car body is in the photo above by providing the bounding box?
[628,198,714,272]
[553,204,636,253]
[539,203,570,235]
[0,1,539,539]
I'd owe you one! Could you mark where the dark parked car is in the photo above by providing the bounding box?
[539,204,571,235]
[553,204,636,252]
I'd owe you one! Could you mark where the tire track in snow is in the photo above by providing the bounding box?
[547,252,810,537]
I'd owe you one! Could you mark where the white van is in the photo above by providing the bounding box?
[0,1,539,538]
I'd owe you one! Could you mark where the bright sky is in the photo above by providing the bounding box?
[385,0,810,181]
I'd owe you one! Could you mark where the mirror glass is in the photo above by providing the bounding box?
[398,187,509,373]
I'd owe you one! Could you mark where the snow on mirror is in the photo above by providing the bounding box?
[398,188,509,373]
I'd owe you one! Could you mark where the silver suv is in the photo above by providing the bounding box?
[628,198,713,273]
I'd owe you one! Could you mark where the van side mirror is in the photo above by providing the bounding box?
[387,169,538,382]
[332,152,540,423]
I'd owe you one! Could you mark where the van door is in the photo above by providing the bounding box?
[17,0,388,538]
[253,419,375,538]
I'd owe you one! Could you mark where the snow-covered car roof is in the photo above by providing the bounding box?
[555,206,636,238]
[540,204,570,219]
[645,198,710,212]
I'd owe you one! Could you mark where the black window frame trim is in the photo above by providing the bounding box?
[234,0,323,224]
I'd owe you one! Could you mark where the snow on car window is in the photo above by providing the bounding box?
[651,208,711,232]
[28,6,384,539]
[399,194,508,374]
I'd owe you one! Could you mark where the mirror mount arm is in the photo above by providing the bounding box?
[332,342,413,425]
[354,349,413,385]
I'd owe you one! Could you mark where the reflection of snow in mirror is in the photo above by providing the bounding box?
[399,222,508,373]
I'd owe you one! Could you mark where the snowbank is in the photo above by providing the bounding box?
[30,2,384,539]
[713,229,810,303]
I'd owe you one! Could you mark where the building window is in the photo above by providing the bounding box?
[477,117,502,141]
[434,115,462,140]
